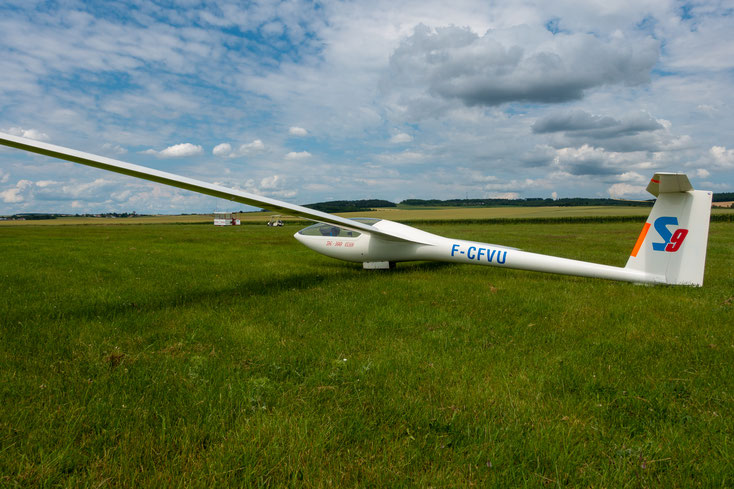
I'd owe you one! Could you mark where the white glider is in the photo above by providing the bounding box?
[0,132,713,285]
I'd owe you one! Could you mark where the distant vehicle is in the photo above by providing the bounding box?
[267,215,284,227]
[0,132,713,286]
[214,211,240,226]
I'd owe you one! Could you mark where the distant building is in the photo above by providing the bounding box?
[213,212,240,226]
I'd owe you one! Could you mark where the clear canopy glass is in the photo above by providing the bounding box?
[297,218,381,237]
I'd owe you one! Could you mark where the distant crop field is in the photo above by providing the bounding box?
[0,206,669,227]
[3,205,733,226]
[0,214,215,226]
[1,221,732,487]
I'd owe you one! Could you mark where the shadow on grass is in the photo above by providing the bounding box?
[319,259,457,274]
[42,270,363,322]
[13,261,458,324]
[393,261,456,273]
[94,262,453,317]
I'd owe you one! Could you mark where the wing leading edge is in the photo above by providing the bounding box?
[0,132,425,244]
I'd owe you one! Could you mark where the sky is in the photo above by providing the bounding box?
[1,0,733,214]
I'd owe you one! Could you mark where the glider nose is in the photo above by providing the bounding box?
[293,230,314,250]
[293,231,325,255]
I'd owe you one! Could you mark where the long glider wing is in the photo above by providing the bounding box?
[0,132,422,243]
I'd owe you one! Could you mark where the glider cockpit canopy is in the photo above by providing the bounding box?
[298,218,381,238]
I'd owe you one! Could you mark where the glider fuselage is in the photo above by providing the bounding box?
[293,218,659,283]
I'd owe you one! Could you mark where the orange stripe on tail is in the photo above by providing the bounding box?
[631,222,651,257]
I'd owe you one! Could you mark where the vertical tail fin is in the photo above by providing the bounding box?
[625,173,712,286]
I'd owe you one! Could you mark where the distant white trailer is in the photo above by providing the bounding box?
[213,212,240,226]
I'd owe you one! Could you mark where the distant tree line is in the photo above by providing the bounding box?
[713,192,734,202]
[305,199,397,213]
[304,197,654,211]
[400,197,655,207]
[305,192,734,211]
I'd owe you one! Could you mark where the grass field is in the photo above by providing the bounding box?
[1,219,732,487]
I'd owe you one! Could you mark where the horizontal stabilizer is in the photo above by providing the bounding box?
[646,173,693,197]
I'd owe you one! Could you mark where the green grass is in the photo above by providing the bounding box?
[0,221,732,487]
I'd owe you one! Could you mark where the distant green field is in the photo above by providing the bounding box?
[3,205,733,226]
[1,221,732,487]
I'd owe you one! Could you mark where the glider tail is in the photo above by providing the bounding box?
[625,173,712,286]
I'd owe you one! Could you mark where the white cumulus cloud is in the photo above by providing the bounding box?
[618,171,646,183]
[159,143,204,158]
[0,179,33,203]
[710,146,734,169]
[289,126,308,136]
[212,140,265,158]
[608,183,646,199]
[390,132,412,143]
[35,180,59,188]
[242,140,265,152]
[102,143,128,155]
[285,151,311,160]
[6,127,49,141]
[260,175,281,189]
[487,192,519,199]
[212,143,232,157]
[143,143,203,158]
